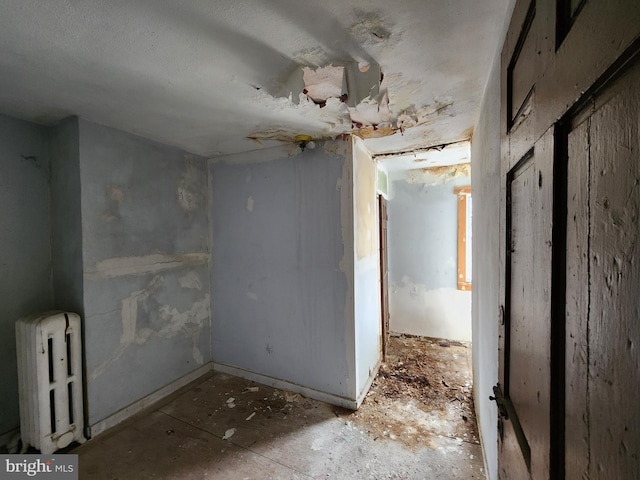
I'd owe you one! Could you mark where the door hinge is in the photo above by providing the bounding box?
[490,383,509,420]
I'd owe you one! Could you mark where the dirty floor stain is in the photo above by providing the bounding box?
[75,337,485,479]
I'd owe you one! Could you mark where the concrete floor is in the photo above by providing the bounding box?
[75,339,485,479]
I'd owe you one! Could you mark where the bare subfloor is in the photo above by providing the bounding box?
[75,336,485,479]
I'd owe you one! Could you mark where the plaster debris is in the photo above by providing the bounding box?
[311,438,325,451]
[243,386,260,393]
[284,392,301,403]
[222,428,236,440]
[245,412,256,421]
[339,335,479,450]
[226,398,236,408]
[246,195,254,212]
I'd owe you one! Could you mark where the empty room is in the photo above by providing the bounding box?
[1,1,638,479]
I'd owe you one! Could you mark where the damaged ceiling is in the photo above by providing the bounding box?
[0,0,512,159]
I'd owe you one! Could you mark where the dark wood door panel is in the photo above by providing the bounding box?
[535,0,640,140]
[562,50,640,480]
[586,60,640,479]
[499,128,554,479]
[498,1,639,479]
[564,115,590,480]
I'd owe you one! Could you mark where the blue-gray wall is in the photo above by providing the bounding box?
[387,169,472,340]
[210,145,352,399]
[0,115,54,437]
[50,117,84,315]
[76,120,211,425]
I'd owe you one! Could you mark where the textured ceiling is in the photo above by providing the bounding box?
[0,1,513,158]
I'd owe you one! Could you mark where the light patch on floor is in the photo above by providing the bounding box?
[75,336,484,479]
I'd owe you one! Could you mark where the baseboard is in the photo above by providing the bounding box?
[356,360,381,408]
[213,362,358,410]
[89,363,214,438]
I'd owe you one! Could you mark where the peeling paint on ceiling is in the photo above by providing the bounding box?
[377,141,471,173]
[0,0,514,158]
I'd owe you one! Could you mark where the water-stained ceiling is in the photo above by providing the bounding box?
[0,1,512,158]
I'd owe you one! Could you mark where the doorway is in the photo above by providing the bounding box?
[366,144,480,471]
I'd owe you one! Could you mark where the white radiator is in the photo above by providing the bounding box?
[16,311,87,454]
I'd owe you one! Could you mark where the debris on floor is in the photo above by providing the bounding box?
[338,334,479,449]
[74,334,485,479]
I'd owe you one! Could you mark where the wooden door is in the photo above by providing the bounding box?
[562,55,640,480]
[378,195,389,360]
[497,135,554,479]
[497,1,640,478]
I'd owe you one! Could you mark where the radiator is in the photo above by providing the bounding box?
[16,311,87,454]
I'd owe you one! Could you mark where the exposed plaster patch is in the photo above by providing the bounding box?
[177,160,205,213]
[396,112,418,132]
[192,346,204,365]
[348,90,390,127]
[422,163,471,176]
[157,295,209,338]
[246,196,254,212]
[88,253,209,279]
[102,185,124,222]
[90,275,163,380]
[302,65,345,104]
[178,271,203,290]
[244,51,461,153]
[354,137,377,260]
[403,163,470,185]
[352,125,396,140]
[137,294,210,366]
